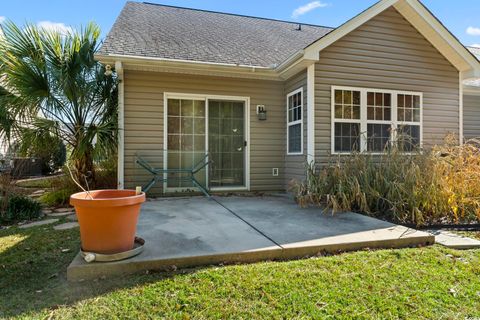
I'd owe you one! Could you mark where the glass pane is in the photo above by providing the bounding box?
[353,91,360,105]
[168,117,180,134]
[193,100,205,117]
[233,102,244,118]
[384,94,391,107]
[352,106,360,119]
[335,90,342,104]
[181,135,193,151]
[168,99,180,116]
[194,135,205,151]
[384,107,391,121]
[343,91,352,104]
[413,109,421,122]
[288,124,302,153]
[232,119,243,135]
[219,102,232,118]
[182,117,194,134]
[375,107,383,121]
[405,95,412,108]
[367,107,375,120]
[367,92,374,106]
[335,105,342,118]
[181,100,194,116]
[398,95,404,108]
[168,152,181,169]
[168,135,180,151]
[376,93,384,106]
[209,101,220,117]
[367,124,391,152]
[413,95,420,109]
[397,108,404,121]
[334,123,360,152]
[344,105,352,119]
[220,119,232,135]
[194,118,205,134]
[405,108,412,122]
[398,125,420,152]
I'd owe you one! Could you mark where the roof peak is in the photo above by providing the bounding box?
[140,1,334,30]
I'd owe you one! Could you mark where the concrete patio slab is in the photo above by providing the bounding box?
[216,196,434,257]
[68,197,279,280]
[67,196,434,281]
[427,230,480,249]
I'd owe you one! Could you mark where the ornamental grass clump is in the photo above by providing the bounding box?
[295,135,480,226]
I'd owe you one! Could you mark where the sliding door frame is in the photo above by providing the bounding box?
[163,92,250,193]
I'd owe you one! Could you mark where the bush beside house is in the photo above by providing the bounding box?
[295,135,480,226]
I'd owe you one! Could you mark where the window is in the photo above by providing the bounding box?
[333,89,361,153]
[332,87,422,154]
[287,88,303,155]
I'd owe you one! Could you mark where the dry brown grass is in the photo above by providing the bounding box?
[295,135,480,226]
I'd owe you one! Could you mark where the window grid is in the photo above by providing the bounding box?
[331,87,422,154]
[287,88,303,155]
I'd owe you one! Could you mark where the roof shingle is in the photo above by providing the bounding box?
[98,2,334,68]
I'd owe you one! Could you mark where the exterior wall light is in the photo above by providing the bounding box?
[104,64,113,77]
[257,105,267,120]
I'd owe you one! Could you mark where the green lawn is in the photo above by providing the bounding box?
[1,220,480,319]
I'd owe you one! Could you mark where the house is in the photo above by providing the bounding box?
[97,0,480,195]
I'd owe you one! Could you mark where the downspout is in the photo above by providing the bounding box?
[116,61,125,189]
[307,64,315,165]
[459,71,464,145]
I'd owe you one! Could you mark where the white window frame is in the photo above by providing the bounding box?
[331,86,423,155]
[286,88,304,155]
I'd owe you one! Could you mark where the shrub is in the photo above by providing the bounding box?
[39,189,74,207]
[1,195,41,223]
[294,135,480,226]
[38,171,78,207]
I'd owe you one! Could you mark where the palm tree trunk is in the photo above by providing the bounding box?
[73,149,96,190]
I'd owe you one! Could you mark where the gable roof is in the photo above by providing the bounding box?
[98,2,333,68]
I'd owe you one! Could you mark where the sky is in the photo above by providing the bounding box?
[0,0,480,48]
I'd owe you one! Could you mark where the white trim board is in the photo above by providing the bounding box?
[163,92,251,193]
[116,61,125,189]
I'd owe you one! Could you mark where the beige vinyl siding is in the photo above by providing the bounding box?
[284,70,308,186]
[123,70,285,195]
[314,7,459,165]
[463,94,480,140]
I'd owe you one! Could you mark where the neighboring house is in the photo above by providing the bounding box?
[464,46,480,140]
[97,0,480,195]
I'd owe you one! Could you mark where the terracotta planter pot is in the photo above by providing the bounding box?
[70,189,146,254]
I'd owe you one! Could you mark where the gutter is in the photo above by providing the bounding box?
[95,53,272,71]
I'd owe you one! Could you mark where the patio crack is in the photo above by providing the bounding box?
[212,197,284,249]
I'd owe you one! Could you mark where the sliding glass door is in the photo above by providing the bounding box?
[208,100,245,188]
[165,96,247,191]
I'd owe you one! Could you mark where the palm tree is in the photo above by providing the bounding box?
[0,21,118,186]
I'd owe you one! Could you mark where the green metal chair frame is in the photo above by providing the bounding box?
[135,152,212,197]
